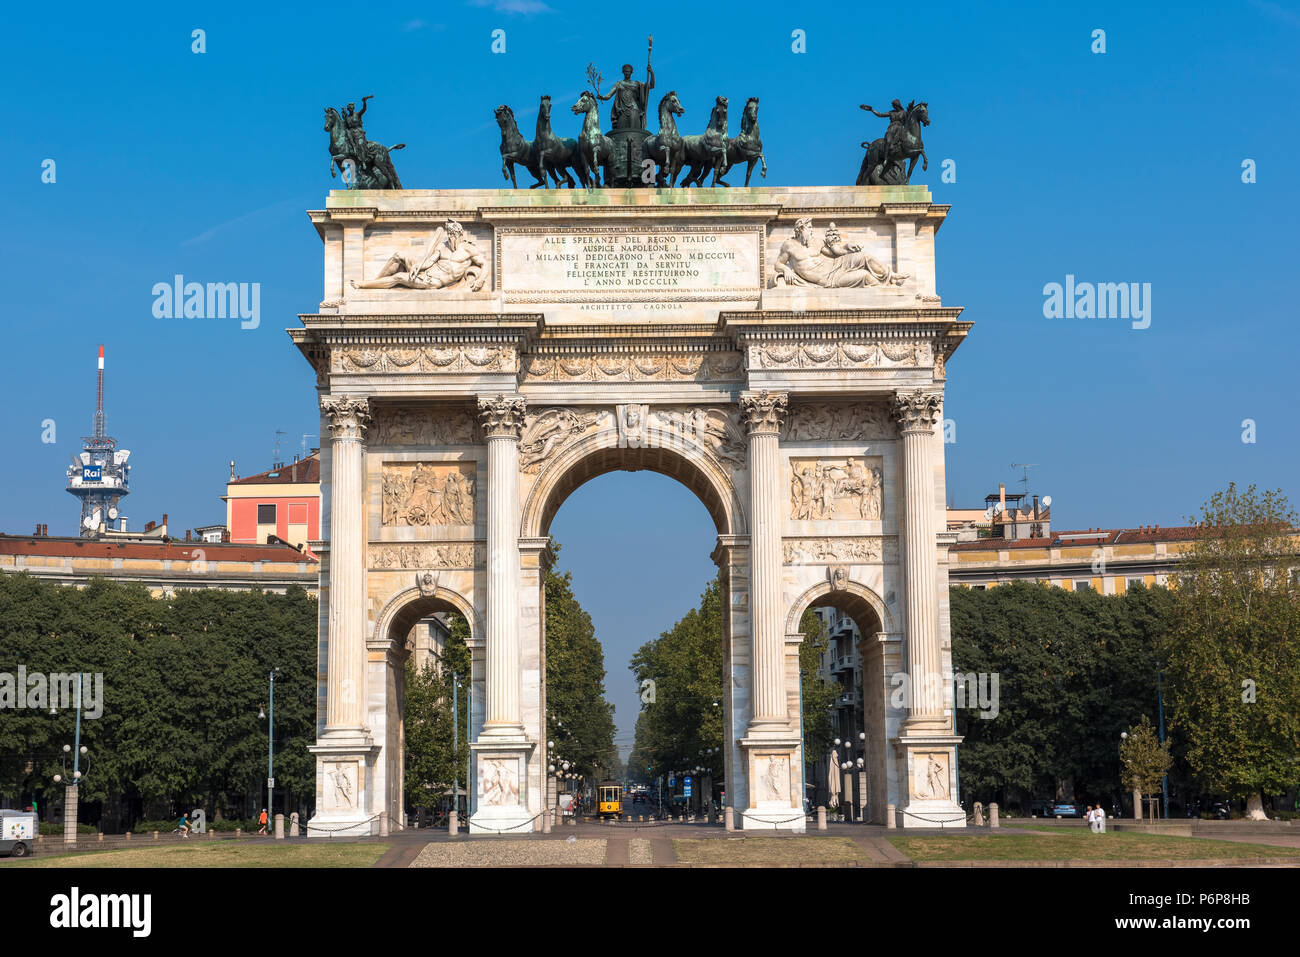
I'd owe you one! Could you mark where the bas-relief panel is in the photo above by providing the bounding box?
[782,402,892,442]
[911,751,951,801]
[789,457,883,521]
[479,757,521,807]
[381,462,475,527]
[323,762,359,812]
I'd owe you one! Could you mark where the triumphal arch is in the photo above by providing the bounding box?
[291,183,971,834]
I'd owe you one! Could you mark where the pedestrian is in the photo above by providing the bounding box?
[1095,802,1106,833]
[1086,805,1098,833]
[178,812,190,838]
[258,808,269,835]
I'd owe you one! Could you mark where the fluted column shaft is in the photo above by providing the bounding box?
[322,395,370,730]
[891,390,945,726]
[479,394,527,735]
[741,390,789,731]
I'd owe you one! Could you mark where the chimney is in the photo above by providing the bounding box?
[162,513,168,528]
[185,530,192,542]
[145,521,155,532]
[999,483,1006,512]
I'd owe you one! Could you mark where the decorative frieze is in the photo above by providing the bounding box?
[381,463,475,526]
[369,543,482,569]
[751,339,933,370]
[783,402,892,441]
[520,351,744,382]
[367,406,479,446]
[781,537,883,564]
[333,345,517,375]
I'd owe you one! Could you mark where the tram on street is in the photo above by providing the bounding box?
[598,781,623,819]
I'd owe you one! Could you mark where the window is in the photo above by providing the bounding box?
[971,584,986,591]
[1074,580,1092,592]
[1127,576,1146,589]
[257,504,276,524]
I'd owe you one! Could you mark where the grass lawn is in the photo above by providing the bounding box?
[674,837,868,865]
[888,827,1300,862]
[9,841,388,868]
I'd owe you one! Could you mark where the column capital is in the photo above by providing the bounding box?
[320,395,371,440]
[739,390,789,436]
[889,389,942,433]
[477,393,527,439]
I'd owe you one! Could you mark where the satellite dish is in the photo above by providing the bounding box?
[1041,495,1052,508]
[993,503,1003,515]
[983,507,993,520]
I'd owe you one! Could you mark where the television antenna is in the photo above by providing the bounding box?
[272,430,288,464]
[1010,463,1039,494]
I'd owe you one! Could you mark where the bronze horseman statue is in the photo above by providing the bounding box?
[857,99,929,186]
[325,94,405,189]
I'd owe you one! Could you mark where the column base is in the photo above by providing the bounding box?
[738,734,804,831]
[469,738,536,835]
[310,731,378,837]
[895,732,965,829]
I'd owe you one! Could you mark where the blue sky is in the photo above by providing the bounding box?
[5,0,1298,749]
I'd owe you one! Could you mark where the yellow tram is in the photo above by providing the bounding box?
[598,781,623,819]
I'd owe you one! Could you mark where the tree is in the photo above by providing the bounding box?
[403,614,470,816]
[629,577,725,783]
[798,608,839,772]
[1162,484,1300,819]
[545,555,617,784]
[1121,715,1172,819]
[950,581,1169,808]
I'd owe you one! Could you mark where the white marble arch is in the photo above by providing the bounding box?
[368,583,483,831]
[785,578,894,637]
[519,422,748,540]
[517,421,755,814]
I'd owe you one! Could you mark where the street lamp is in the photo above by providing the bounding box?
[51,673,91,845]
[264,667,281,821]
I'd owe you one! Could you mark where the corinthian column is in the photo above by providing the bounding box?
[740,390,789,735]
[321,395,371,732]
[478,393,527,737]
[890,389,946,731]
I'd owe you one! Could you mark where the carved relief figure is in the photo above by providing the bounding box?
[351,220,487,292]
[370,544,480,569]
[328,764,356,810]
[381,464,475,526]
[916,752,950,800]
[481,759,520,807]
[772,218,908,288]
[784,402,891,441]
[761,756,788,802]
[520,408,611,473]
[790,458,882,520]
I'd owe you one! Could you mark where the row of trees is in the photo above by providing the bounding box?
[956,484,1300,816]
[0,576,317,829]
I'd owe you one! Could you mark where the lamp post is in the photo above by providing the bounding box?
[1156,661,1169,819]
[261,667,281,819]
[51,673,90,845]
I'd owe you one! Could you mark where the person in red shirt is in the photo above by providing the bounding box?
[258,808,269,835]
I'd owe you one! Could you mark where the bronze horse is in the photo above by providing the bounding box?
[679,96,730,187]
[535,95,582,190]
[496,103,576,188]
[571,90,614,189]
[719,96,766,187]
[643,90,686,187]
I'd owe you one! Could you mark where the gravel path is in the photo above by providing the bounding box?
[410,839,607,867]
[628,839,653,864]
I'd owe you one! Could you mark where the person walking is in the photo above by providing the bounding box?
[1086,805,1098,833]
[258,808,269,835]
[1095,802,1106,833]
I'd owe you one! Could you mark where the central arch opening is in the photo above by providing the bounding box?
[537,442,737,821]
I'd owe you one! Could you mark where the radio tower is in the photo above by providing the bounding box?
[66,345,131,536]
